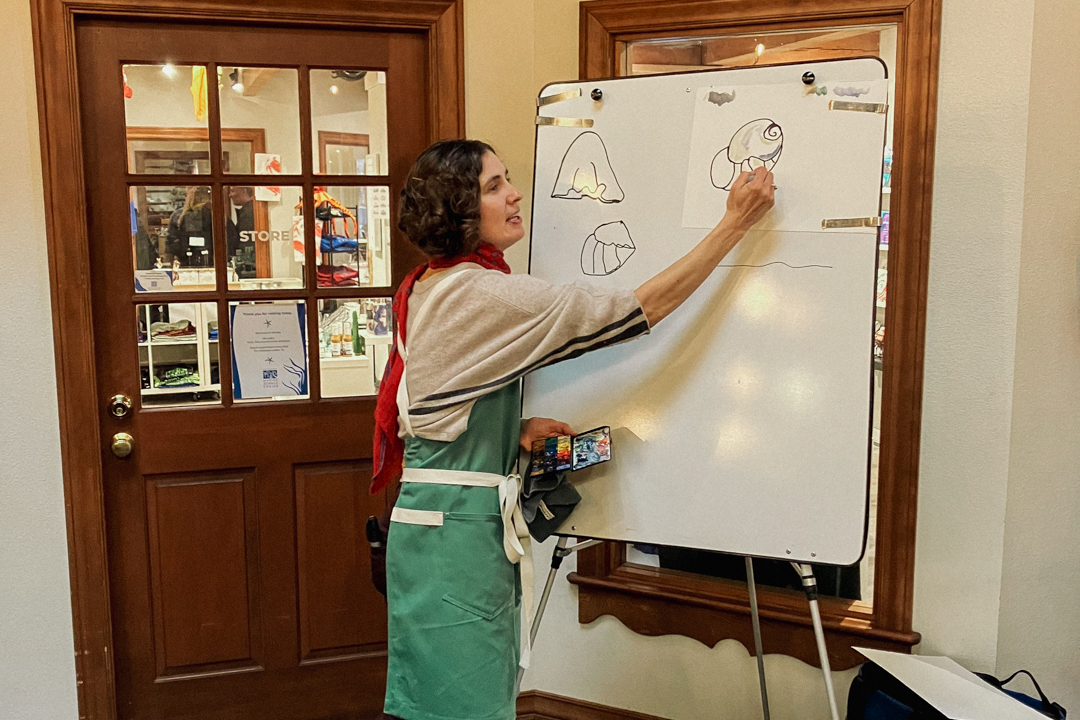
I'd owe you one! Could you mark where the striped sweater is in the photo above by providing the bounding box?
[400,263,650,441]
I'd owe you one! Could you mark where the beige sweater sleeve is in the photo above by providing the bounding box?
[402,266,650,441]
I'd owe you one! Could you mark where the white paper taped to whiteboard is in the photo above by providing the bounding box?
[682,79,888,230]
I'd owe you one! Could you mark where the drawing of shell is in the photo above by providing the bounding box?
[581,221,635,276]
[552,131,625,203]
[710,119,784,191]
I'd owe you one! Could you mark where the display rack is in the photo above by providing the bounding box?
[138,302,220,405]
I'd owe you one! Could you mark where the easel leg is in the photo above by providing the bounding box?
[745,556,771,720]
[791,563,840,720]
[517,536,603,687]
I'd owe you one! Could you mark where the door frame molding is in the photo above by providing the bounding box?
[29,1,464,717]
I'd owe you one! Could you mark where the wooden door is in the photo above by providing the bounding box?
[77,19,427,719]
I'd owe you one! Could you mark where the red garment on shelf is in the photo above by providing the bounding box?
[316,264,360,287]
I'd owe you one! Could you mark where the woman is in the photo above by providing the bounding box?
[373,139,774,720]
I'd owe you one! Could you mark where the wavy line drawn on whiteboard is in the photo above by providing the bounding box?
[718,262,833,270]
[552,131,625,203]
[581,221,635,276]
[710,119,784,191]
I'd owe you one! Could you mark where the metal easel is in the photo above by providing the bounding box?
[743,557,841,720]
[517,536,603,686]
[521,540,840,720]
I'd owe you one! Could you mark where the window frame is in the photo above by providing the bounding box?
[570,0,941,669]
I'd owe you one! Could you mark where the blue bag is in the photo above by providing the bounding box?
[847,662,1066,720]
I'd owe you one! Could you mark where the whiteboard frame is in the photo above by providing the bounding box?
[523,57,889,566]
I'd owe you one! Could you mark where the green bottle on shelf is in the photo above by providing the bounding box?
[352,311,365,356]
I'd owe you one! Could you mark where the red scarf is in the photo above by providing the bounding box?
[371,243,512,494]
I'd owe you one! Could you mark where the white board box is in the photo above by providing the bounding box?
[524,58,888,564]
[855,649,1048,720]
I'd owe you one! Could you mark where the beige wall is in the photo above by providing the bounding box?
[996,0,1080,704]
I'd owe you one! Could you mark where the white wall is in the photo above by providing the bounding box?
[913,0,1035,671]
[466,0,1079,717]
[0,2,80,719]
[996,0,1080,708]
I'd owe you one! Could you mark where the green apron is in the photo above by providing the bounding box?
[384,383,524,720]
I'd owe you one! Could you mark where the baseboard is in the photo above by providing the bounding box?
[517,691,670,720]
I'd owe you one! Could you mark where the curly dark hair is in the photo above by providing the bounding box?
[398,139,495,258]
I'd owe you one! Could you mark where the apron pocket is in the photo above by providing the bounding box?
[439,513,516,621]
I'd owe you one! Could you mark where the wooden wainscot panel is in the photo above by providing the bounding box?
[145,470,262,679]
[295,461,387,664]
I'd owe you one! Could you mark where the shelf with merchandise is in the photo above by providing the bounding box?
[137,303,221,406]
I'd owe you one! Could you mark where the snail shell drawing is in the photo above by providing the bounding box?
[710,119,784,191]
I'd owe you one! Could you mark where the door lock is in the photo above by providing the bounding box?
[111,433,134,458]
[108,394,133,418]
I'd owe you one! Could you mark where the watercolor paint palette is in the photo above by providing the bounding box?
[529,426,612,477]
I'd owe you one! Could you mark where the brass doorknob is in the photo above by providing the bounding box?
[111,433,134,458]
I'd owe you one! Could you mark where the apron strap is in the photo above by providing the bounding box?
[499,473,535,669]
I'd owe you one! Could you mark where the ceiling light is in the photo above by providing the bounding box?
[755,43,765,56]
[229,69,244,93]
[330,84,339,94]
[162,63,177,78]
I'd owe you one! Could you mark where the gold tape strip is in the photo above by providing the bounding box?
[821,217,883,229]
[535,116,594,128]
[537,89,582,107]
[829,100,888,114]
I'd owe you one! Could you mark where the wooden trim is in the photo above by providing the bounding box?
[518,691,669,720]
[574,0,940,670]
[30,2,463,719]
[316,130,370,174]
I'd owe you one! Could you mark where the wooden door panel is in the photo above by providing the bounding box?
[296,462,388,662]
[147,471,262,677]
[136,406,374,469]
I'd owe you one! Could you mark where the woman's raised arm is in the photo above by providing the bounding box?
[634,169,776,326]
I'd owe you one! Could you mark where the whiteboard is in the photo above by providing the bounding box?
[522,59,888,565]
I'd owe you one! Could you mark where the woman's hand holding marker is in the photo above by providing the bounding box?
[633,168,777,326]
[725,169,777,234]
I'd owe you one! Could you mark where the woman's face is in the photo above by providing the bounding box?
[476,152,524,251]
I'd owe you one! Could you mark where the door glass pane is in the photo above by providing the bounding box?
[318,297,394,398]
[131,186,216,292]
[621,24,897,606]
[316,185,392,287]
[219,67,302,175]
[230,300,309,402]
[138,302,220,406]
[124,64,211,174]
[310,70,388,176]
[223,186,305,290]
